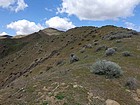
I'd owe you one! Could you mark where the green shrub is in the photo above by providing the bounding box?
[42,101,48,105]
[125,77,137,90]
[70,53,79,63]
[122,51,131,57]
[55,93,65,100]
[95,45,107,52]
[105,48,116,56]
[90,60,123,78]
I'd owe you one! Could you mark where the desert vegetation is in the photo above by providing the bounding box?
[0,26,140,105]
[90,60,123,78]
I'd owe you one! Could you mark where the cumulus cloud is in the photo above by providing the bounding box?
[58,0,140,21]
[125,21,140,31]
[45,16,75,31]
[7,19,44,35]
[0,0,28,12]
[0,32,8,36]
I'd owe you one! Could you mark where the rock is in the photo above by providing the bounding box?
[80,47,85,53]
[105,99,120,105]
[132,90,140,102]
[136,89,140,98]
[73,85,78,88]
[83,44,93,48]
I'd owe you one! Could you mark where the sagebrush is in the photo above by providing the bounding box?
[90,60,123,78]
[105,48,116,56]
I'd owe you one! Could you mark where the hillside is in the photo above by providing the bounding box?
[0,26,140,105]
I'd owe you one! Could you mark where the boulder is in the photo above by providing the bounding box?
[105,99,120,105]
[136,89,140,98]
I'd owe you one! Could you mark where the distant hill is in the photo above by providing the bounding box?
[0,35,12,39]
[0,25,140,105]
[12,35,27,39]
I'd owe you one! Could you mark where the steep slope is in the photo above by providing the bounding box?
[0,26,140,105]
[0,28,63,59]
[0,38,28,59]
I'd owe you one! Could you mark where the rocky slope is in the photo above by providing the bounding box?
[0,26,140,105]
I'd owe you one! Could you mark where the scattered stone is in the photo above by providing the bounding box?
[132,90,140,102]
[105,99,120,105]
[80,47,85,53]
[73,85,78,88]
[84,44,93,48]
[136,89,140,98]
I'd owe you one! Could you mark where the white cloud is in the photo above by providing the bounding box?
[125,21,140,31]
[7,19,44,35]
[45,8,53,12]
[58,0,140,21]
[0,0,28,12]
[45,16,76,31]
[0,32,8,36]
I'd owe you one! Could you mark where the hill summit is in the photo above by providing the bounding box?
[40,28,64,36]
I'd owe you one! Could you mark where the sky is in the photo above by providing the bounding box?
[0,0,140,36]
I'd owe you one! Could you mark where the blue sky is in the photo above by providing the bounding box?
[0,0,140,36]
